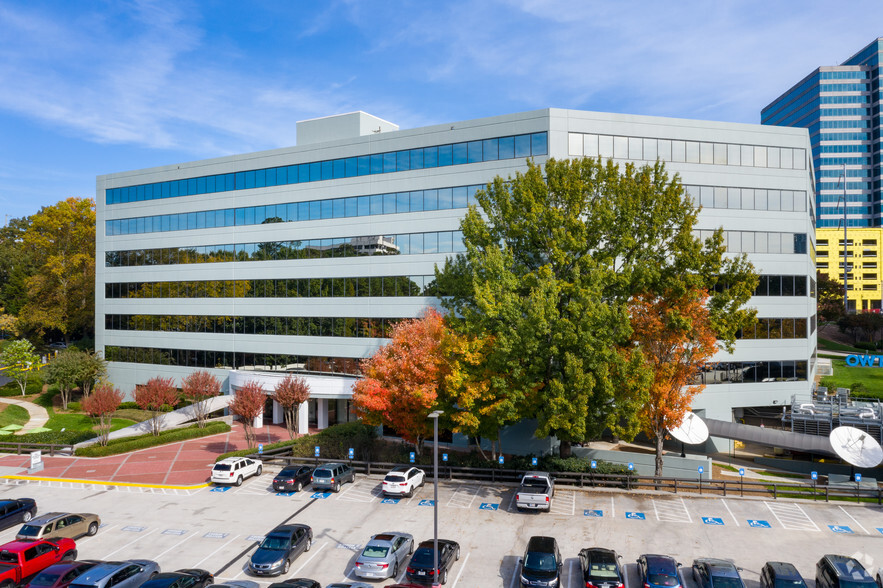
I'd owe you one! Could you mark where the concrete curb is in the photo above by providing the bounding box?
[2,474,211,490]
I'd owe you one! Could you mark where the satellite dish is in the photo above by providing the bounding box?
[829,426,883,468]
[669,411,710,445]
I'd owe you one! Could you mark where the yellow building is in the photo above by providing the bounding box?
[816,227,883,312]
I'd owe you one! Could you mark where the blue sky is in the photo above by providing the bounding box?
[1,1,881,221]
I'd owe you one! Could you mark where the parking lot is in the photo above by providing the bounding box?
[2,470,882,587]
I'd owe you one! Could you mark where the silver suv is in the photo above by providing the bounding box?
[310,463,355,492]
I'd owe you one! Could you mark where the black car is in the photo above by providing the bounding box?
[405,539,460,585]
[761,562,807,588]
[267,580,320,588]
[816,555,875,588]
[248,525,312,576]
[520,536,562,588]
[579,547,623,588]
[139,570,214,588]
[272,466,313,492]
[693,559,746,588]
[638,554,682,588]
[0,499,37,530]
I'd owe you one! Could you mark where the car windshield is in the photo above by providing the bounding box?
[385,476,405,483]
[314,469,332,477]
[775,580,805,588]
[214,464,231,471]
[525,552,557,572]
[361,546,390,558]
[279,468,300,476]
[649,574,680,586]
[259,537,289,550]
[411,549,435,565]
[29,573,61,586]
[712,577,742,588]
[17,525,41,537]
[840,582,875,588]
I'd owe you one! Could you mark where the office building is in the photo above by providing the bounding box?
[96,108,816,452]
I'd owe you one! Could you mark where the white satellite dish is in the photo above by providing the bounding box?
[669,411,710,445]
[829,426,883,468]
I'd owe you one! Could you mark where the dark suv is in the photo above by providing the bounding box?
[761,562,807,588]
[248,524,312,576]
[519,536,561,588]
[816,555,875,588]
[310,463,355,492]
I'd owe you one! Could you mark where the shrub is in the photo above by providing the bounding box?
[854,342,877,351]
[67,402,81,412]
[76,421,230,457]
[118,402,140,410]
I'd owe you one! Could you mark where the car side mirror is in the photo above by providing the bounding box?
[636,559,641,564]
[678,563,683,567]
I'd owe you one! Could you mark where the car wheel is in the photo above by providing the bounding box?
[22,511,32,522]
[392,561,398,578]
[305,538,312,552]
[406,486,413,498]
[419,476,425,487]
[409,541,414,555]
[150,572,158,579]
[63,550,77,561]
[441,568,448,585]
[1,580,15,588]
[87,522,99,536]
[333,482,340,492]
[282,559,290,574]
[235,475,243,487]
[256,465,262,476]
[455,547,460,561]
[294,481,302,492]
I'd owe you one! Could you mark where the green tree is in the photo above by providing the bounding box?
[0,216,37,319]
[0,339,41,396]
[817,270,845,323]
[42,349,81,409]
[77,351,108,397]
[438,157,756,456]
[18,198,95,343]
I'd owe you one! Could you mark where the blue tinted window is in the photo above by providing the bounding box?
[255,206,266,224]
[225,174,235,190]
[410,191,424,212]
[383,193,396,214]
[467,185,480,206]
[321,200,333,219]
[438,188,453,209]
[453,187,468,208]
[358,196,370,216]
[467,141,482,163]
[452,142,467,165]
[397,151,410,172]
[245,172,255,189]
[136,186,145,201]
[369,195,382,215]
[258,169,269,187]
[276,167,287,185]
[206,176,216,193]
[309,162,321,180]
[225,209,235,226]
[196,177,206,194]
[370,154,383,174]
[515,135,531,157]
[298,201,309,220]
[321,161,333,180]
[383,153,396,173]
[438,145,452,166]
[345,197,358,217]
[162,183,171,198]
[531,132,548,155]
[424,232,438,253]
[287,203,298,222]
[169,215,179,231]
[196,212,206,229]
[410,233,424,254]
[482,139,499,161]
[310,201,321,220]
[161,216,171,232]
[244,208,255,225]
[345,158,358,178]
[438,231,453,252]
[357,156,370,176]
[396,192,410,213]
[298,164,310,183]
[410,149,424,169]
[235,172,245,189]
[188,178,197,195]
[424,147,438,168]
[332,199,346,218]
[424,189,438,210]
[333,159,345,179]
[397,234,410,255]
[235,209,245,225]
[187,212,197,228]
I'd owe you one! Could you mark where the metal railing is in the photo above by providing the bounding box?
[0,442,74,456]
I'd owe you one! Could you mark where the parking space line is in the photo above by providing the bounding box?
[652,499,691,523]
[447,484,481,509]
[451,551,470,587]
[197,534,242,570]
[611,496,615,519]
[507,492,517,512]
[837,506,869,535]
[764,502,819,532]
[793,503,821,531]
[102,529,158,559]
[720,499,739,527]
[291,541,327,576]
[680,497,692,523]
[152,532,194,560]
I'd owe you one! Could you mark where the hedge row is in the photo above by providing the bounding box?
[75,421,231,457]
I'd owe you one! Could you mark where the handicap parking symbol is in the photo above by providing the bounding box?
[702,517,724,526]
[584,509,603,517]
[479,503,499,511]
[625,512,645,520]
[311,492,331,499]
[748,519,771,528]
[419,499,435,507]
[381,498,400,504]
[275,492,295,497]
[829,525,854,534]
[210,486,230,492]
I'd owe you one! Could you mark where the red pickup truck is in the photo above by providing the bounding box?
[0,538,77,588]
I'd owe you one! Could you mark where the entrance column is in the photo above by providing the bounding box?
[298,401,309,435]
[273,400,283,424]
[317,398,329,429]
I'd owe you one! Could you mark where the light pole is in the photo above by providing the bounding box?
[428,410,443,587]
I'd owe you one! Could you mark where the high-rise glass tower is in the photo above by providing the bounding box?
[762,38,881,229]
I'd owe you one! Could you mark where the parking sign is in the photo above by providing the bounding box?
[314,446,320,457]
[531,457,538,467]
[410,452,415,463]
[498,455,504,465]
[348,448,354,459]
[698,466,704,474]
[856,473,862,482]
[628,463,634,471]
[258,444,263,455]
[811,471,817,480]
[442,453,448,462]
[591,460,597,469]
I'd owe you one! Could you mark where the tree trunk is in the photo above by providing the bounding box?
[559,440,572,458]
[654,430,664,477]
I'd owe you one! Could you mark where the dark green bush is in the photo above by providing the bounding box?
[67,402,81,412]
[854,342,878,351]
[0,429,95,447]
[118,402,140,410]
[76,422,230,457]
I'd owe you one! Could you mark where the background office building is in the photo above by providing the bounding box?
[97,108,816,452]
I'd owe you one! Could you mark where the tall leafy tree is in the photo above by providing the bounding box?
[82,382,123,446]
[18,198,95,343]
[0,216,37,318]
[438,157,756,455]
[134,376,180,435]
[42,349,81,409]
[0,339,40,396]
[630,288,718,476]
[352,309,447,454]
[229,381,266,448]
[275,375,311,440]
[77,352,107,397]
[181,370,222,428]
[817,270,845,323]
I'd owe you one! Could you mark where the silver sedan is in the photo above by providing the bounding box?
[352,532,414,580]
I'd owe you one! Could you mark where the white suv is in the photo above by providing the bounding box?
[211,457,262,486]
[382,466,425,497]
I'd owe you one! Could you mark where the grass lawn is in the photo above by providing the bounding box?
[0,404,29,429]
[822,359,883,399]
[45,412,136,433]
[818,337,866,354]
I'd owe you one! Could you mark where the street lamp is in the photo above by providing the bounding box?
[428,409,443,587]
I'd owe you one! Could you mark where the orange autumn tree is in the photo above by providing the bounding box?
[352,308,447,454]
[629,288,718,477]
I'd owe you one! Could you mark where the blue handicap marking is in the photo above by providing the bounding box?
[855,473,862,482]
[531,457,538,467]
[739,468,745,476]
[748,519,771,528]
[829,525,854,534]
[811,471,818,481]
[479,503,499,511]
[210,486,230,492]
[625,512,645,520]
[590,460,597,469]
[381,498,400,504]
[584,509,603,517]
[311,492,331,499]
[275,492,295,497]
[419,499,435,507]
[702,517,724,526]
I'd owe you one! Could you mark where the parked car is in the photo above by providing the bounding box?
[25,561,97,588]
[761,562,807,588]
[248,525,312,576]
[354,532,415,580]
[0,538,78,588]
[692,559,746,588]
[211,458,262,486]
[310,463,354,493]
[515,472,555,512]
[579,547,624,588]
[17,513,101,541]
[0,499,38,530]
[325,583,373,588]
[405,539,460,585]
[267,581,320,588]
[139,570,214,588]
[382,467,425,498]
[272,466,313,492]
[520,536,562,588]
[638,554,682,588]
[69,560,160,588]
[816,555,875,588]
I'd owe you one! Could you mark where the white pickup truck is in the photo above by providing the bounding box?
[515,471,555,511]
